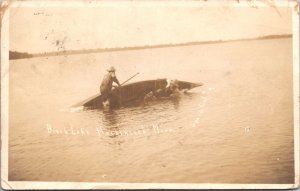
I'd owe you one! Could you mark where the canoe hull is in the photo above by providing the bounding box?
[78,79,202,109]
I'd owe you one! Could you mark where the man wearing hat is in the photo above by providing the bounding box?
[100,66,121,104]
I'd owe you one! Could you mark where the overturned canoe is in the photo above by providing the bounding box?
[73,79,202,109]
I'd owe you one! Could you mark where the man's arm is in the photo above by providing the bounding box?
[113,77,121,86]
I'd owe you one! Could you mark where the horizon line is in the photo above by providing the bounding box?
[10,34,292,60]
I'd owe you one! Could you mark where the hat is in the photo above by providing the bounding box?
[107,66,116,72]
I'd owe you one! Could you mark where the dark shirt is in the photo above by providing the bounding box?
[100,73,120,94]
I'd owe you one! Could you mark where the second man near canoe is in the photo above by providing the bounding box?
[100,66,121,104]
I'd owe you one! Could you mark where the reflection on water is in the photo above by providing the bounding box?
[102,108,119,128]
[102,108,120,139]
[171,94,181,110]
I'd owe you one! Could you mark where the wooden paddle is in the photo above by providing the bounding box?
[113,72,139,88]
[121,72,140,86]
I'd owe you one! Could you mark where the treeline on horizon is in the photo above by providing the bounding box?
[9,34,292,60]
[9,51,34,60]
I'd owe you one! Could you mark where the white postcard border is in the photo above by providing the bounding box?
[1,0,299,189]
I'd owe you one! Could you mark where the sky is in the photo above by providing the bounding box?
[9,4,292,54]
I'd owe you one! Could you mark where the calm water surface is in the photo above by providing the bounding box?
[9,38,294,183]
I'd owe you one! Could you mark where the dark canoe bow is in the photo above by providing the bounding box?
[72,79,203,109]
[176,80,203,90]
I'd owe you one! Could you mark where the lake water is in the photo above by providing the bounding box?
[9,38,294,183]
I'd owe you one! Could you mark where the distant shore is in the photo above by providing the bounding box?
[9,34,292,60]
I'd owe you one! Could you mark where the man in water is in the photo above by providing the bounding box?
[100,66,121,105]
[166,79,180,97]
